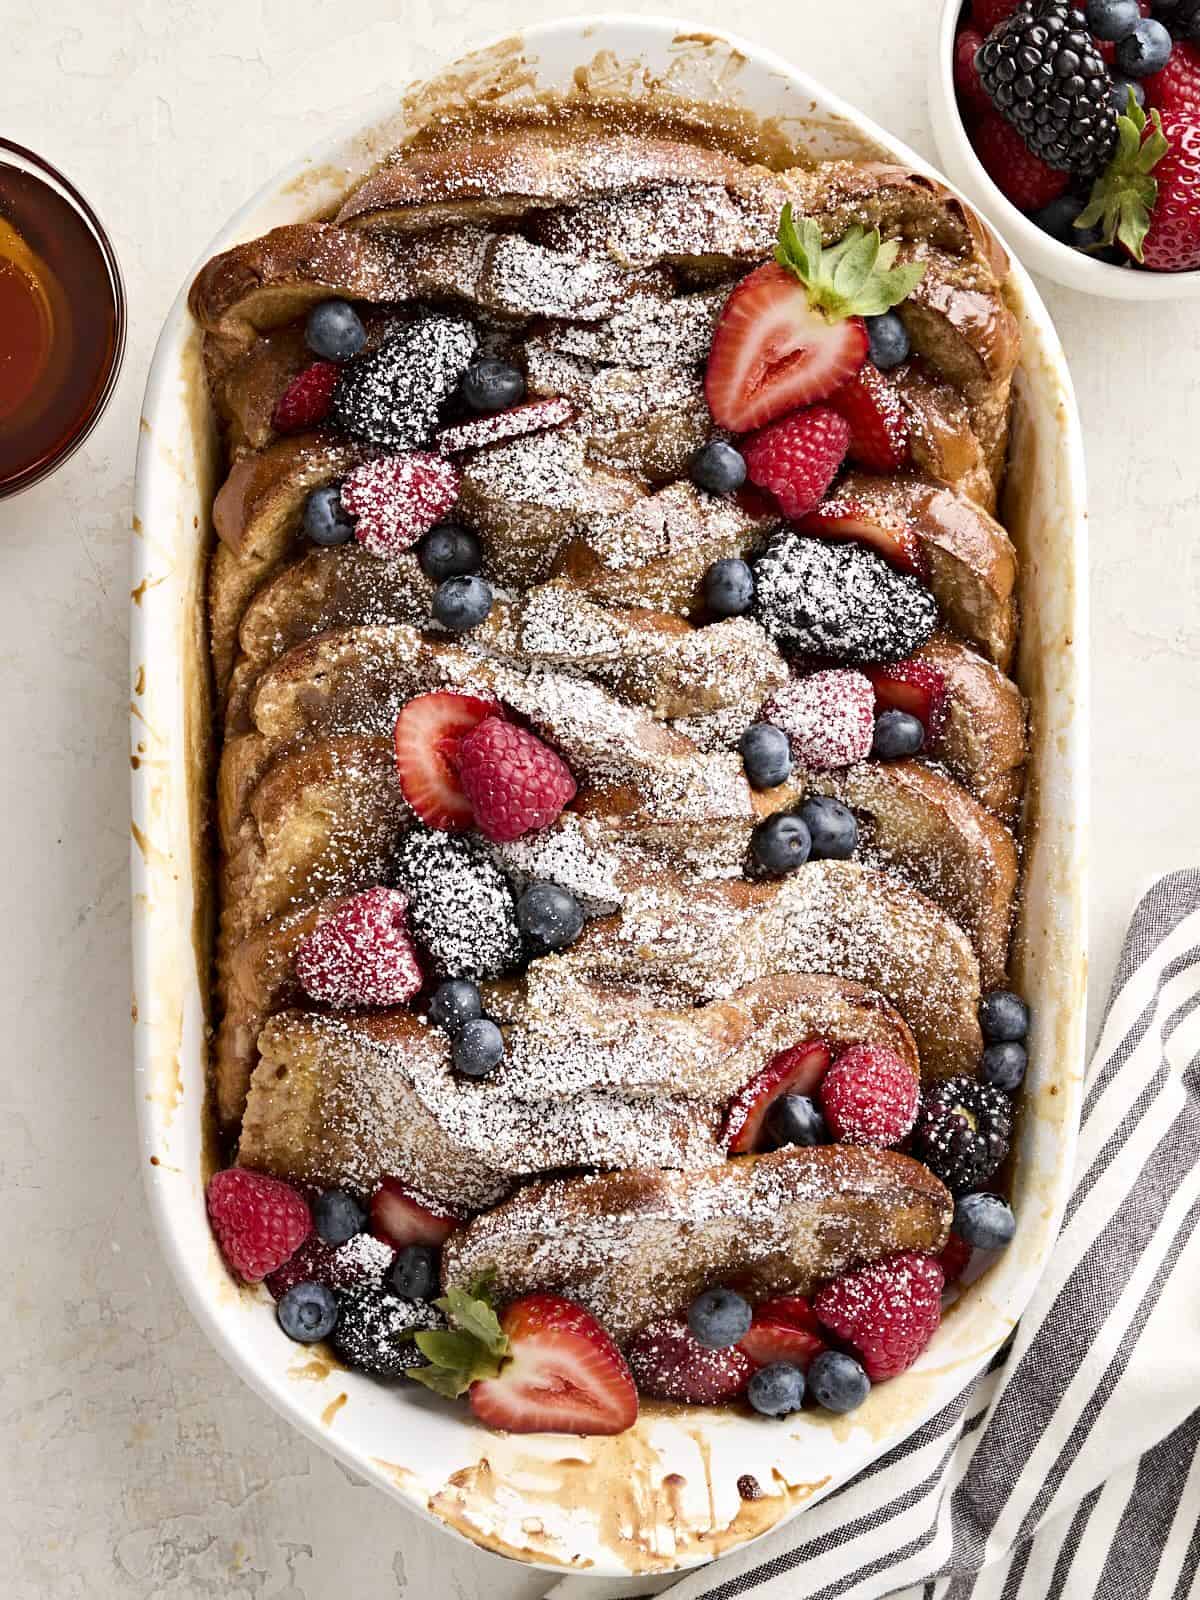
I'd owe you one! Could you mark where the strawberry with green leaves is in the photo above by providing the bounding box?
[1077,90,1200,271]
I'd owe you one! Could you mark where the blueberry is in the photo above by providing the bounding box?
[747,1360,806,1418]
[418,522,481,581]
[1116,16,1173,72]
[461,359,525,413]
[872,709,925,760]
[687,1286,753,1349]
[428,978,482,1033]
[767,1093,829,1149]
[1032,193,1088,245]
[807,1350,871,1413]
[800,796,858,861]
[865,311,910,370]
[305,298,367,361]
[302,484,355,546]
[954,1192,1017,1251]
[690,440,747,495]
[517,881,585,952]
[313,1189,366,1245]
[1179,0,1200,42]
[704,557,755,617]
[751,813,812,875]
[982,1039,1028,1092]
[387,1243,439,1301]
[979,990,1029,1043]
[739,723,793,790]
[432,574,494,632]
[1109,76,1146,116]
[453,1017,504,1078]
[277,1281,339,1343]
[1086,0,1141,40]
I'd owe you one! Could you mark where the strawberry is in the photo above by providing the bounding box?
[738,1295,828,1371]
[1075,100,1200,270]
[723,1039,833,1155]
[865,658,949,742]
[206,1168,312,1283]
[1145,42,1200,120]
[973,114,1070,211]
[393,691,502,831]
[971,0,1018,33]
[369,1177,461,1249]
[627,1316,755,1403]
[704,204,925,432]
[1139,111,1200,270]
[819,1043,920,1148]
[830,363,910,473]
[341,452,460,558]
[295,887,423,1008]
[456,716,577,844]
[436,397,575,454]
[743,407,851,521]
[954,29,991,117]
[800,484,927,577]
[938,1232,974,1286]
[272,361,339,433]
[814,1251,944,1381]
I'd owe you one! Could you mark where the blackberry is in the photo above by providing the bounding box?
[331,1287,445,1379]
[910,1075,1014,1194]
[395,829,522,980]
[331,314,478,448]
[978,0,1118,174]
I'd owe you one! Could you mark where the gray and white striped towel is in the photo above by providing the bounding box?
[546,869,1200,1600]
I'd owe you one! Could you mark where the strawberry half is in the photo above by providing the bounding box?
[393,691,502,831]
[831,363,910,473]
[468,1293,638,1436]
[739,1295,828,1371]
[723,1039,833,1155]
[800,484,927,578]
[865,658,949,741]
[369,1177,461,1249]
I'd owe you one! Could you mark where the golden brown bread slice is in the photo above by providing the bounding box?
[203,325,309,452]
[442,1145,953,1342]
[895,360,995,511]
[915,633,1027,823]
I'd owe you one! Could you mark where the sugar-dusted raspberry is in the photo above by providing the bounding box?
[761,669,875,769]
[457,717,577,844]
[264,1231,396,1301]
[295,887,423,1009]
[206,1168,312,1283]
[272,361,339,433]
[341,453,460,559]
[819,1043,920,1147]
[814,1251,944,1381]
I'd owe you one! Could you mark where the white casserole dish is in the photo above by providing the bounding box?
[131,14,1089,1578]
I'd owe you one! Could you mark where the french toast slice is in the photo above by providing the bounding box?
[538,284,730,368]
[913,634,1027,822]
[442,1145,953,1342]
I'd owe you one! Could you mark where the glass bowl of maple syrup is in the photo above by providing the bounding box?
[0,141,126,498]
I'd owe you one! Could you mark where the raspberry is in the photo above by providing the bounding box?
[972,114,1070,211]
[819,1044,920,1147]
[1145,41,1200,119]
[295,887,423,1008]
[456,716,577,844]
[341,453,460,559]
[814,1251,944,1381]
[264,1231,396,1300]
[972,0,1018,33]
[627,1317,754,1403]
[743,405,851,521]
[272,361,339,433]
[207,1168,312,1283]
[938,1232,974,1286]
[761,669,875,769]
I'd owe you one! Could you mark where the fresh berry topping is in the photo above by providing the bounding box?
[1144,40,1200,116]
[277,1281,340,1343]
[807,1349,871,1412]
[743,406,851,521]
[427,977,483,1033]
[333,1287,445,1378]
[690,439,749,494]
[796,808,856,874]
[432,573,494,631]
[761,668,875,769]
[972,0,1019,30]
[973,113,1072,211]
[1088,0,1142,40]
[295,887,423,1008]
[418,522,482,581]
[739,1295,827,1370]
[341,453,460,559]
[873,708,926,759]
[911,1075,1015,1193]
[800,483,927,578]
[264,1232,397,1300]
[313,1189,367,1246]
[303,483,355,546]
[754,531,939,666]
[331,316,478,447]
[864,310,911,370]
[739,721,794,789]
[687,1286,754,1349]
[627,1316,755,1403]
[751,812,813,876]
[264,1236,339,1300]
[1109,73,1147,114]
[206,1168,312,1283]
[980,989,1030,1042]
[387,1243,440,1301]
[831,363,910,473]
[516,881,585,952]
[704,557,756,617]
[955,28,993,114]
[938,1230,975,1284]
[393,691,501,832]
[982,1040,1029,1091]
[1117,14,1173,72]
[272,361,339,433]
[819,1043,920,1147]
[395,828,522,979]
[370,1178,461,1250]
[724,1040,833,1154]
[767,1092,830,1148]
[1138,109,1200,269]
[814,1251,944,1381]
[466,1293,638,1436]
[460,358,526,414]
[865,658,949,741]
[454,1017,506,1078]
[1072,97,1186,263]
[748,1361,806,1417]
[305,299,366,362]
[436,396,574,454]
[457,716,577,844]
[954,1192,1018,1250]
[977,2,1117,174]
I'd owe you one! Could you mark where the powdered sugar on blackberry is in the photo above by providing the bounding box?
[331,314,478,448]
[394,829,522,979]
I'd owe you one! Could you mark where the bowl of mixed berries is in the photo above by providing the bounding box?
[931,0,1200,294]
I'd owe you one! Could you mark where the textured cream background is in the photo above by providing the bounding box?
[2,0,1198,1595]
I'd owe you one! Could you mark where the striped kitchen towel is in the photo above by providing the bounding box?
[546,869,1200,1600]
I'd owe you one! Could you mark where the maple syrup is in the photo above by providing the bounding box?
[0,143,124,497]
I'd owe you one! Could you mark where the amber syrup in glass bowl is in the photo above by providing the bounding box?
[0,142,125,498]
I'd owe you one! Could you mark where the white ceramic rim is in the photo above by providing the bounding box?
[132,14,1090,1577]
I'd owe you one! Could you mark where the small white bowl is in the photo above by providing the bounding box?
[929,0,1200,297]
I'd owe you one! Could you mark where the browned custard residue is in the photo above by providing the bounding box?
[321,1391,348,1427]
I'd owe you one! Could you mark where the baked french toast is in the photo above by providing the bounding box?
[195,107,1033,1434]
